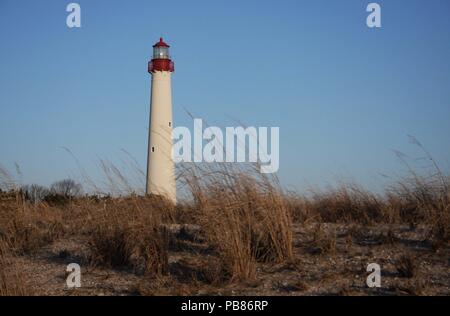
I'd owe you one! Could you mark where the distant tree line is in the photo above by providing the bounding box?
[22,179,83,204]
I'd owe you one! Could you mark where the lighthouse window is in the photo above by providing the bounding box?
[151,147,155,152]
[168,122,171,127]
[153,47,169,59]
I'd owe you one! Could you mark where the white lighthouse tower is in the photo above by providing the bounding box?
[146,37,176,203]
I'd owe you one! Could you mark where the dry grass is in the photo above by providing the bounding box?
[0,240,32,295]
[306,223,337,255]
[179,164,293,281]
[288,174,450,247]
[0,150,449,295]
[87,198,171,275]
[0,198,64,255]
[301,185,385,224]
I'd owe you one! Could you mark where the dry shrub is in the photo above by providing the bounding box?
[429,208,450,247]
[306,185,384,224]
[287,165,450,247]
[88,195,173,275]
[306,223,336,255]
[66,194,177,235]
[390,139,450,245]
[180,164,293,281]
[4,204,64,254]
[427,189,449,246]
[389,175,450,245]
[285,138,450,233]
[285,194,314,223]
[89,224,169,275]
[0,240,32,295]
[287,184,386,225]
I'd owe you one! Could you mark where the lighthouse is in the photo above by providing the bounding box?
[146,37,176,203]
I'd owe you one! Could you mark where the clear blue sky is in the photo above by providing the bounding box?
[1,0,450,192]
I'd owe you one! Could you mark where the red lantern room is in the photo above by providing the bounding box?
[148,37,174,73]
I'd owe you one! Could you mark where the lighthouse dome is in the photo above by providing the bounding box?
[153,37,170,59]
[153,37,170,48]
[148,37,174,73]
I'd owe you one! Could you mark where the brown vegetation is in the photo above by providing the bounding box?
[0,154,449,295]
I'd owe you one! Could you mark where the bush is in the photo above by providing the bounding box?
[87,196,173,275]
[22,184,49,203]
[180,164,293,281]
[0,240,32,295]
[5,207,64,254]
[50,179,83,198]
